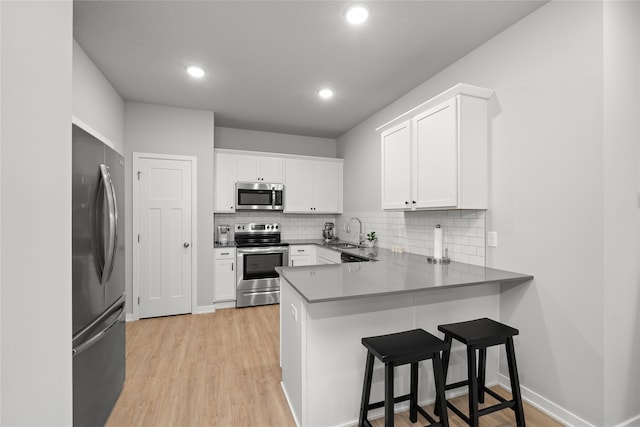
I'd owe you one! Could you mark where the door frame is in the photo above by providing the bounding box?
[132,152,198,321]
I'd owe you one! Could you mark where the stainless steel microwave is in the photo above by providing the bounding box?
[235,182,284,211]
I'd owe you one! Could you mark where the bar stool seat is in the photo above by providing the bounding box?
[437,318,525,427]
[359,329,450,427]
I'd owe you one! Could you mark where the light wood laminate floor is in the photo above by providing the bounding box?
[106,305,564,427]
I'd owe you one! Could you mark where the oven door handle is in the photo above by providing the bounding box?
[242,290,280,297]
[237,246,289,254]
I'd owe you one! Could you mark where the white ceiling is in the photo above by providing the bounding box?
[73,1,546,139]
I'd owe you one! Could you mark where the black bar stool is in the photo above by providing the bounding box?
[436,317,525,427]
[358,329,450,427]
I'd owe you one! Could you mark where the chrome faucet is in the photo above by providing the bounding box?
[350,217,364,246]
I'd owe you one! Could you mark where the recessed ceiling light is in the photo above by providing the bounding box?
[186,66,205,78]
[318,88,334,99]
[345,3,370,25]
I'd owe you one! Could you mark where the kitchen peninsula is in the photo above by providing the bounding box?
[277,249,532,427]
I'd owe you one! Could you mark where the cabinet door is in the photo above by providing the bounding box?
[236,154,261,182]
[236,155,284,182]
[312,161,341,213]
[413,98,458,208]
[316,247,341,264]
[381,121,412,210]
[260,157,284,183]
[290,255,315,267]
[214,258,236,301]
[284,159,313,212]
[214,152,236,213]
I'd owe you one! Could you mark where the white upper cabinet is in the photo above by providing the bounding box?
[284,159,313,212]
[214,151,236,213]
[236,154,284,183]
[379,84,492,211]
[285,158,343,214]
[381,121,412,210]
[413,98,458,208]
[213,149,343,215]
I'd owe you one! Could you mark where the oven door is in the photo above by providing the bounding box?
[236,246,289,307]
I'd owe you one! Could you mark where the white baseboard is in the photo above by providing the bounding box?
[193,304,216,314]
[214,301,236,310]
[280,382,301,427]
[499,373,596,427]
[613,414,640,427]
[125,304,218,321]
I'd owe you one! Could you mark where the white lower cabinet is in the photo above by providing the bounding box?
[316,246,341,264]
[214,248,236,302]
[289,245,316,267]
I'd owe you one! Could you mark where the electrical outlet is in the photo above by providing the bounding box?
[290,304,298,322]
[487,231,498,248]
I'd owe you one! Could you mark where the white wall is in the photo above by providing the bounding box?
[0,1,73,425]
[602,1,640,425]
[215,126,337,158]
[72,39,125,153]
[125,102,215,310]
[338,1,639,425]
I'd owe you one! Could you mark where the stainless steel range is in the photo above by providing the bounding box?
[235,223,289,308]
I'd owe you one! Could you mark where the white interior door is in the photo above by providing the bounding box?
[135,155,195,318]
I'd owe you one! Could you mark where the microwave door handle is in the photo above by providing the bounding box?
[272,187,276,210]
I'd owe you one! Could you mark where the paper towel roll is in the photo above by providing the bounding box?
[434,225,443,259]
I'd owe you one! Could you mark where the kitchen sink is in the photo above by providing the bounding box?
[329,242,360,249]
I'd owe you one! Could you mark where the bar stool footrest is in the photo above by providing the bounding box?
[478,400,516,417]
[445,387,518,421]
[367,395,433,425]
[444,379,469,391]
[446,401,471,424]
[367,393,412,411]
[484,387,507,403]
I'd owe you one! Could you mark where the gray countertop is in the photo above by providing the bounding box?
[276,246,533,304]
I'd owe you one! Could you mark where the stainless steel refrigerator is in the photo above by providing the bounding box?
[71,124,126,426]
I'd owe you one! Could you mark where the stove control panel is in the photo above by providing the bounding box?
[235,223,280,233]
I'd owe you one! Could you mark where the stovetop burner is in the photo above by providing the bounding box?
[234,222,285,248]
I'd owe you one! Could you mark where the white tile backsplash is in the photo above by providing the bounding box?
[214,209,487,266]
[214,211,337,242]
[335,210,486,266]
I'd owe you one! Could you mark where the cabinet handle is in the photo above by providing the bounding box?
[405,201,409,205]
[221,252,229,256]
[231,263,234,271]
[412,200,416,204]
[297,249,304,253]
[292,260,295,267]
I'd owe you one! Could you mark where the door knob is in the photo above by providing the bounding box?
[184,242,190,248]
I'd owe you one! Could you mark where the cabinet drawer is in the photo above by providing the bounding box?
[215,248,236,259]
[290,245,314,255]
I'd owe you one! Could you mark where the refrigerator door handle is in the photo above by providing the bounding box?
[99,164,118,284]
[72,294,125,346]
[72,297,125,357]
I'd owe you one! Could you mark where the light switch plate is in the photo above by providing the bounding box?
[487,231,498,248]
